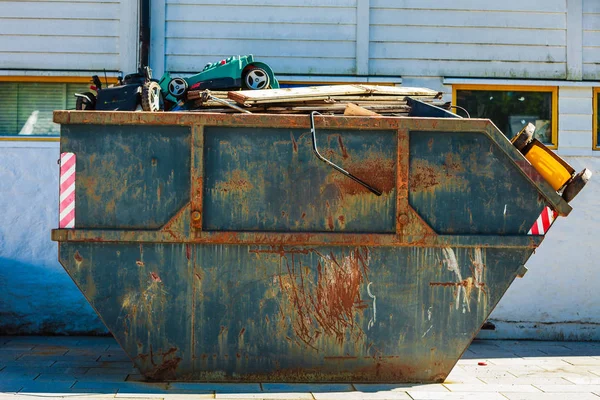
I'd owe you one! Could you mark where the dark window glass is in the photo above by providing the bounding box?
[456,89,554,145]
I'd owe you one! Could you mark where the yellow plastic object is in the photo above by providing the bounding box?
[525,143,572,190]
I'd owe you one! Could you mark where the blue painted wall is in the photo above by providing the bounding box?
[0,142,107,335]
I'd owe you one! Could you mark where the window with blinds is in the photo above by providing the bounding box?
[0,82,91,136]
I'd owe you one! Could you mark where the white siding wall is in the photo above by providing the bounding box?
[163,0,358,74]
[583,0,600,80]
[369,0,568,79]
[557,87,594,155]
[0,0,136,73]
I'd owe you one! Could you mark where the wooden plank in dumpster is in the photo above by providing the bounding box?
[52,111,572,383]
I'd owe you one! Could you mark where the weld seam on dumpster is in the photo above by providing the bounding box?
[51,229,541,248]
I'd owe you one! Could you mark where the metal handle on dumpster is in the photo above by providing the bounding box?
[310,111,382,196]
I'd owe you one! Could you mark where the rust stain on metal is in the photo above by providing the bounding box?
[410,158,467,192]
[290,132,298,153]
[250,246,310,256]
[215,170,254,192]
[277,247,371,347]
[186,244,191,260]
[74,251,83,264]
[150,272,162,282]
[141,346,182,381]
[409,160,440,191]
[327,158,395,196]
[336,135,349,159]
[136,260,145,267]
[239,328,246,337]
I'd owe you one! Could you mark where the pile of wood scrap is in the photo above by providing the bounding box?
[185,85,447,115]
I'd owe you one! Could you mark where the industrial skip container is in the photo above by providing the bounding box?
[52,111,576,383]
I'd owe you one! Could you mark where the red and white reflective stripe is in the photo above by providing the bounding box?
[59,152,76,229]
[528,206,558,235]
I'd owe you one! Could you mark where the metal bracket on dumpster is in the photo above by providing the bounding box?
[310,111,382,196]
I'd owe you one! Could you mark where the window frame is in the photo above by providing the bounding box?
[594,87,600,151]
[0,76,118,141]
[452,84,559,149]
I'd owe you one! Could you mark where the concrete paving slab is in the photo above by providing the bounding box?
[312,391,411,399]
[168,383,261,393]
[3,336,600,400]
[215,393,312,399]
[262,383,353,392]
[353,383,449,392]
[561,356,600,366]
[407,392,507,400]
[563,376,600,384]
[534,384,600,393]
[443,383,543,393]
[502,393,600,400]
[18,381,77,392]
[477,377,575,385]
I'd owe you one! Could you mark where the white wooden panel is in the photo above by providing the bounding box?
[0,2,119,19]
[0,19,119,36]
[583,0,599,77]
[370,43,566,63]
[165,1,357,74]
[582,65,600,79]
[370,59,566,79]
[167,55,356,75]
[583,0,600,12]
[167,39,355,58]
[559,97,593,115]
[370,9,566,29]
[559,114,593,131]
[583,13,600,29]
[0,1,123,72]
[167,22,356,41]
[583,51,600,63]
[558,131,592,148]
[583,31,600,46]
[169,0,355,5]
[559,86,593,98]
[369,4,567,79]
[566,0,583,80]
[0,53,119,70]
[0,36,118,54]
[150,0,166,76]
[166,5,356,23]
[370,26,566,46]
[371,0,566,12]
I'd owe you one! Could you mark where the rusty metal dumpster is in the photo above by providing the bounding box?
[52,111,574,383]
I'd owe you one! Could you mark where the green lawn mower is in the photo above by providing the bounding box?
[158,54,279,110]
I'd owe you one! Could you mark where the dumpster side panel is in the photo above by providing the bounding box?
[408,131,547,235]
[61,124,192,229]
[59,242,531,382]
[202,127,397,233]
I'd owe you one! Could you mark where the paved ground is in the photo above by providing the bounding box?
[1,336,600,399]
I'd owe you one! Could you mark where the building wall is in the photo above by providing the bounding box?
[0,142,106,335]
[0,0,137,74]
[1,0,600,339]
[369,0,568,79]
[583,0,600,79]
[152,0,359,76]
